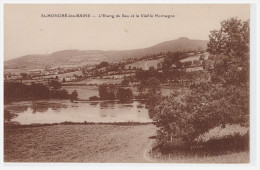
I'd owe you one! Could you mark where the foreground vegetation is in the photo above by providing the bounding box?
[146,17,249,156]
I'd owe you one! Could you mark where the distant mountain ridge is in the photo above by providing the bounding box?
[5,37,208,69]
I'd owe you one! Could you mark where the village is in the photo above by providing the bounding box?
[4,50,210,88]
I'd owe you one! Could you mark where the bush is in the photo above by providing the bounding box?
[156,132,249,156]
[197,132,249,155]
[89,95,99,101]
[4,110,17,122]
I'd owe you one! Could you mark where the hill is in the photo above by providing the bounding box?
[5,37,208,69]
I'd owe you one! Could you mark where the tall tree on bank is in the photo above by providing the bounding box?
[150,17,250,148]
[185,17,250,136]
[207,17,249,85]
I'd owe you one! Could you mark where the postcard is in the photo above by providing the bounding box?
[2,2,256,168]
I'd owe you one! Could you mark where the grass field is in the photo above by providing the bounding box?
[4,124,249,163]
[61,85,179,100]
[150,150,249,163]
[62,78,122,86]
[4,124,157,163]
[126,58,164,70]
[62,85,99,99]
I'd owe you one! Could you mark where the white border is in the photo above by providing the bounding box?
[0,1,259,170]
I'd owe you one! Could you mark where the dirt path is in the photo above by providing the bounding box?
[143,140,155,162]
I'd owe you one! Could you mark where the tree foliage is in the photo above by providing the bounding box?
[207,17,249,57]
[4,82,71,101]
[70,90,78,102]
[116,88,133,103]
[144,77,162,118]
[121,78,130,86]
[98,84,117,100]
[49,80,61,89]
[150,18,250,148]
[96,61,109,69]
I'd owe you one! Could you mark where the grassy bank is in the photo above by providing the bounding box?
[4,124,157,163]
[149,150,249,163]
[4,123,249,163]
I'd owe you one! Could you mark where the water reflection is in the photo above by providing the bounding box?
[8,100,152,125]
[4,105,28,113]
[30,102,68,113]
[100,102,116,109]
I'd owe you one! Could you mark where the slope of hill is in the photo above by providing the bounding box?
[5,37,208,69]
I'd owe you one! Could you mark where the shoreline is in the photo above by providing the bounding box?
[5,121,155,129]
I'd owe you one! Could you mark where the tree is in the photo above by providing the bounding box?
[116,88,133,103]
[162,52,187,72]
[59,89,70,99]
[187,18,249,139]
[121,78,130,86]
[145,77,162,118]
[189,18,249,136]
[152,94,193,147]
[96,61,109,69]
[207,18,249,86]
[207,17,249,58]
[70,90,78,102]
[30,83,50,99]
[49,80,61,89]
[146,77,161,94]
[93,70,100,77]
[183,61,192,67]
[4,82,70,101]
[98,84,116,100]
[149,18,250,149]
[20,73,28,79]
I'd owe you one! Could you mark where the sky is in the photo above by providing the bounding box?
[4,4,250,60]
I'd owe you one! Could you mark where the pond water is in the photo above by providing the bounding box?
[6,100,152,125]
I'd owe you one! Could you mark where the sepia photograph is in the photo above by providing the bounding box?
[3,3,252,164]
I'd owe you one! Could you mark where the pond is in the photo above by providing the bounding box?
[5,100,152,125]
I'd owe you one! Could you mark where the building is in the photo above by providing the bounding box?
[64,76,76,82]
[186,66,204,72]
[103,73,135,79]
[28,69,42,74]
[6,75,23,81]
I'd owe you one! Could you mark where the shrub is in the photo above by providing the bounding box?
[89,95,99,101]
[4,110,17,122]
